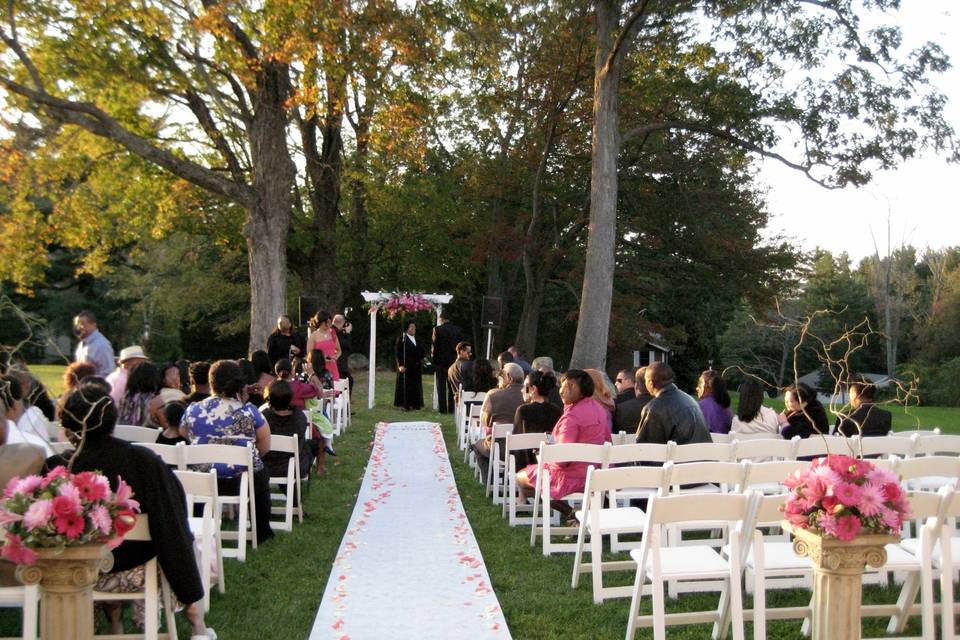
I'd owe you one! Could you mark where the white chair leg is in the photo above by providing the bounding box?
[887,573,920,634]
[590,526,605,603]
[571,520,587,589]
[144,562,159,640]
[652,575,667,640]
[625,570,644,640]
[23,585,39,640]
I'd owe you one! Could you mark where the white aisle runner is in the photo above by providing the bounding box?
[309,422,512,640]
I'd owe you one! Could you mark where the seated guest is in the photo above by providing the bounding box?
[184,361,212,404]
[470,358,498,394]
[180,360,273,544]
[248,350,276,406]
[156,401,189,445]
[1,356,57,421]
[261,379,312,480]
[613,367,651,432]
[512,371,562,469]
[2,375,54,455]
[157,363,187,405]
[51,380,214,639]
[507,345,532,375]
[613,369,637,404]
[118,362,161,427]
[730,379,780,435]
[835,378,892,437]
[636,362,711,445]
[274,358,327,468]
[778,383,829,439]
[63,361,98,397]
[106,346,150,406]
[585,369,616,417]
[697,369,733,434]
[496,350,514,372]
[516,369,613,521]
[472,363,526,480]
[0,393,45,491]
[532,357,563,408]
[447,341,475,403]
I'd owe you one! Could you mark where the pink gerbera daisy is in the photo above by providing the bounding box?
[857,483,885,517]
[834,514,862,541]
[832,482,863,508]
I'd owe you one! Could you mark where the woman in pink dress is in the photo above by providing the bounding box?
[306,310,341,383]
[516,369,613,520]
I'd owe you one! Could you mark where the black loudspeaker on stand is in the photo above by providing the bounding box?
[480,296,503,359]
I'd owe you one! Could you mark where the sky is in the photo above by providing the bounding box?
[758,1,960,263]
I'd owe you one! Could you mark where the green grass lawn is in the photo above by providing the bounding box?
[0,368,954,638]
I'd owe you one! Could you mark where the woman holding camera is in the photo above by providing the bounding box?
[306,310,341,384]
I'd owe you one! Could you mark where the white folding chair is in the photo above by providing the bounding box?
[937,489,959,640]
[612,430,635,446]
[173,469,225,612]
[571,464,667,602]
[267,434,303,531]
[464,403,484,464]
[333,379,350,429]
[913,434,960,457]
[529,442,608,555]
[133,442,185,469]
[486,423,514,503]
[740,460,811,495]
[852,435,916,459]
[114,424,162,443]
[0,582,38,640]
[890,428,941,437]
[671,442,736,464]
[732,438,797,462]
[91,515,178,640]
[181,443,257,561]
[897,456,960,493]
[624,492,759,640]
[711,432,734,444]
[503,432,550,525]
[604,442,673,551]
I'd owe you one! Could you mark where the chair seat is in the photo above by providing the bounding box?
[907,477,954,491]
[877,542,923,570]
[900,535,960,566]
[723,541,810,572]
[632,545,730,579]
[576,507,648,534]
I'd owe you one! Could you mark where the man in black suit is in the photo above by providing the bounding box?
[613,367,652,432]
[835,379,892,437]
[432,312,462,413]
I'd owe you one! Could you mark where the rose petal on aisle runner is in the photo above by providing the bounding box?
[309,421,511,640]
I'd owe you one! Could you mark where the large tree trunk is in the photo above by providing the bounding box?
[570,0,621,370]
[246,60,296,353]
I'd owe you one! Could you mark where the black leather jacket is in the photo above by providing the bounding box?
[636,384,712,445]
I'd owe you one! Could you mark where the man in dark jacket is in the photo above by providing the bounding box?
[835,379,892,437]
[432,313,462,413]
[636,362,710,445]
[614,367,652,432]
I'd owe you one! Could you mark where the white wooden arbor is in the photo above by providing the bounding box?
[361,291,453,409]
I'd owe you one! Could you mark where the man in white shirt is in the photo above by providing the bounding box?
[74,310,116,377]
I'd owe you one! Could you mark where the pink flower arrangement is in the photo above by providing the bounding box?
[376,293,435,319]
[782,454,911,541]
[0,467,140,565]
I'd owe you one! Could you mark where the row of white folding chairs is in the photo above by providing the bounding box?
[456,390,486,453]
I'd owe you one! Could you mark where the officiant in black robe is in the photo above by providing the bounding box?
[394,321,425,410]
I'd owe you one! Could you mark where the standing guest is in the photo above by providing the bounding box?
[730,379,780,435]
[1,376,54,455]
[697,369,733,434]
[613,369,637,405]
[515,369,613,521]
[394,321,425,411]
[835,378,892,437]
[266,314,306,367]
[106,346,150,406]
[512,371,562,468]
[62,361,98,397]
[613,367,651,433]
[447,342,475,407]
[73,310,115,377]
[118,362,161,427]
[306,311,341,384]
[261,379,312,480]
[507,346,532,375]
[156,401,189,445]
[52,381,215,639]
[432,312,463,414]
[636,362,711,445]
[469,358,498,394]
[585,369,616,418]
[332,314,354,395]
[184,361,211,404]
[180,360,274,544]
[778,383,829,439]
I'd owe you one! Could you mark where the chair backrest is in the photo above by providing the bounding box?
[854,435,916,458]
[913,434,960,457]
[124,513,151,542]
[607,442,673,466]
[114,424,161,443]
[710,432,733,444]
[733,438,796,461]
[753,493,788,526]
[666,460,746,492]
[671,441,735,463]
[583,464,666,496]
[646,491,751,526]
[269,433,298,454]
[889,428,941,438]
[897,456,960,484]
[793,436,842,459]
[907,489,948,522]
[742,460,810,491]
[490,423,514,439]
[48,441,73,455]
[611,430,635,446]
[505,432,549,454]
[538,442,608,466]
[133,442,185,467]
[182,442,254,469]
[732,431,781,441]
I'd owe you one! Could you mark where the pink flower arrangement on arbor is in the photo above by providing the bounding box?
[0,467,140,565]
[783,454,911,541]
[376,293,435,319]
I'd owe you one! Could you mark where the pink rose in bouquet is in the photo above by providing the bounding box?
[782,453,911,541]
[0,466,141,564]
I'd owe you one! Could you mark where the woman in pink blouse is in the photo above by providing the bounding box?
[516,369,613,520]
